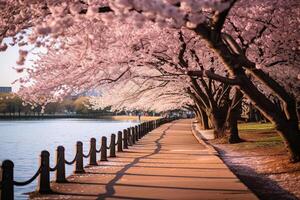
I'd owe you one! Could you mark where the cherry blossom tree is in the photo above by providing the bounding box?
[184,0,300,161]
[84,27,243,141]
[111,0,300,161]
[89,76,192,112]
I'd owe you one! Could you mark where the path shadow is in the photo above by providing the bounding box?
[70,181,250,193]
[95,123,171,199]
[85,171,236,179]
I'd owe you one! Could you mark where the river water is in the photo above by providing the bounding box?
[0,119,139,199]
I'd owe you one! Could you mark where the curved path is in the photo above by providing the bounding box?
[31,119,257,200]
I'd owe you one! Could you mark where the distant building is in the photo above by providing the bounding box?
[0,87,12,93]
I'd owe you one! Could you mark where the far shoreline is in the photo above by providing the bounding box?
[0,114,161,121]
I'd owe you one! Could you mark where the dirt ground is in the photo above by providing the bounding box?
[209,128,300,200]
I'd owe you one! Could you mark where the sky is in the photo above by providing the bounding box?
[0,41,21,91]
[0,38,40,92]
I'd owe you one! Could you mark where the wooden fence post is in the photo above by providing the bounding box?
[135,126,139,141]
[117,131,123,152]
[123,129,128,149]
[146,122,148,133]
[89,138,97,166]
[110,134,116,157]
[74,142,84,174]
[101,136,108,161]
[138,125,142,139]
[145,122,148,134]
[131,127,136,144]
[141,123,144,137]
[56,146,67,183]
[38,151,51,193]
[127,128,132,146]
[1,160,14,200]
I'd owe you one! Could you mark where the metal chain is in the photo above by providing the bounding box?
[96,148,101,153]
[83,148,92,158]
[49,153,62,171]
[13,166,42,186]
[65,152,78,165]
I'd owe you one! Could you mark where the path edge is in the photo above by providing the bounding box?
[190,120,259,200]
[190,121,218,155]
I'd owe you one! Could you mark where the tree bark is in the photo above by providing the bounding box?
[209,111,227,138]
[199,107,209,130]
[277,122,300,162]
[228,88,243,144]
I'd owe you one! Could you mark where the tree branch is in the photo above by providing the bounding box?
[187,70,240,85]
[212,0,237,34]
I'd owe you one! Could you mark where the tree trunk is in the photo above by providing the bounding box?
[209,112,226,138]
[277,122,300,162]
[199,108,209,130]
[228,88,243,144]
[228,113,241,143]
[195,110,205,129]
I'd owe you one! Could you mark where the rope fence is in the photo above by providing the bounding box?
[0,117,175,200]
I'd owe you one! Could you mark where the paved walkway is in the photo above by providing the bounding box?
[31,119,257,200]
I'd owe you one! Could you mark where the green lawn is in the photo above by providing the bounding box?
[236,122,283,148]
[238,122,275,132]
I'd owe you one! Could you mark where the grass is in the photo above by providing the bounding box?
[242,137,283,149]
[233,122,284,149]
[238,122,275,132]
